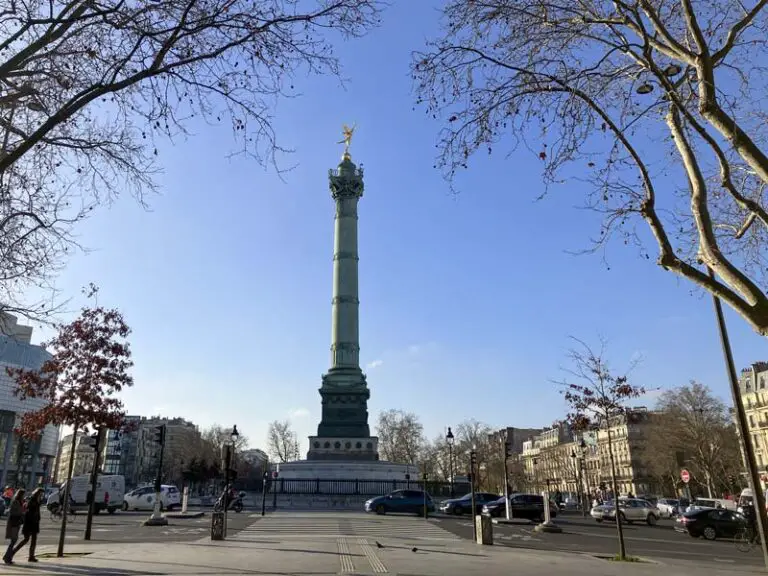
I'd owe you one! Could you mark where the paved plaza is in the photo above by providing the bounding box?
[1,512,764,575]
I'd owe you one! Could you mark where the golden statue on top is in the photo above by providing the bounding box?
[338,123,356,158]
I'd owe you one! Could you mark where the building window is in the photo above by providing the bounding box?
[751,415,756,427]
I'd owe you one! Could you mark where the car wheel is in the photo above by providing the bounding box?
[618,512,627,523]
[703,526,717,540]
[595,518,603,523]
[453,506,463,515]
[107,507,116,515]
[159,502,165,512]
[646,514,657,526]
[375,504,386,515]
[122,502,128,511]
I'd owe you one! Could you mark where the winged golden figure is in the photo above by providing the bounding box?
[338,123,356,156]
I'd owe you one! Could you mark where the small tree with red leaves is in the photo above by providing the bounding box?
[556,337,644,561]
[7,305,133,557]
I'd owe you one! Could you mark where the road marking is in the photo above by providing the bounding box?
[358,538,387,573]
[338,537,354,573]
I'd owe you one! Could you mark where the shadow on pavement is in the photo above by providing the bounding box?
[7,564,161,575]
[383,544,485,558]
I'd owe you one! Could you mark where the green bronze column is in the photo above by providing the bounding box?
[307,127,378,462]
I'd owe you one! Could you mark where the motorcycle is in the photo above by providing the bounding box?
[216,491,245,513]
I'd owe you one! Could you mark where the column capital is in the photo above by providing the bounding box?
[329,158,364,200]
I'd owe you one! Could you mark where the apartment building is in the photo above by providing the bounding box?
[54,432,95,482]
[0,314,59,488]
[520,409,653,497]
[583,408,654,496]
[738,362,768,484]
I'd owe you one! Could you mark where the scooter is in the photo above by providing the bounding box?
[216,491,245,513]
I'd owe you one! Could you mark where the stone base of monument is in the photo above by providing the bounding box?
[274,459,417,481]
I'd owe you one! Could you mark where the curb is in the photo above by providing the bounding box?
[166,511,205,519]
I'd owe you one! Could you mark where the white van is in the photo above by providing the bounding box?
[61,474,125,514]
[686,497,737,513]
[738,488,768,512]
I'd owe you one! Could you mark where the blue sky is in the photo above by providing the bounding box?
[30,0,768,452]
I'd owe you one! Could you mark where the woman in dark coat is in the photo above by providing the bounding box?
[3,488,25,565]
[8,487,42,563]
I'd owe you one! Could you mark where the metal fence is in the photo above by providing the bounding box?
[264,478,469,497]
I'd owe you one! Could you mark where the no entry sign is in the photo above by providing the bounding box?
[681,469,690,484]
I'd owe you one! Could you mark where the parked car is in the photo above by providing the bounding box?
[364,490,435,515]
[656,498,680,518]
[123,485,181,511]
[482,493,557,522]
[675,508,746,540]
[439,492,500,515]
[591,498,659,525]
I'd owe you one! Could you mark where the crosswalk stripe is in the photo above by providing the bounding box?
[231,515,461,542]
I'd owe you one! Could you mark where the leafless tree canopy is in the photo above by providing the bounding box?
[651,381,741,495]
[375,409,425,464]
[267,419,298,462]
[0,0,381,322]
[414,0,768,335]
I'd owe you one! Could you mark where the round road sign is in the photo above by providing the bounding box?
[681,469,690,484]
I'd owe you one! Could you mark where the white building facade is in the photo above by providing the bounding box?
[0,314,59,488]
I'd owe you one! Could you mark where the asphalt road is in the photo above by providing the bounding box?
[35,508,256,547]
[434,513,764,568]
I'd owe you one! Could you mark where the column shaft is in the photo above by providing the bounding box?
[330,196,360,369]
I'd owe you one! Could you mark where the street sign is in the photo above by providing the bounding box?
[681,469,690,484]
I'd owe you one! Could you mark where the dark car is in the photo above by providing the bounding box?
[483,493,558,521]
[675,508,746,540]
[439,493,500,515]
[364,490,436,515]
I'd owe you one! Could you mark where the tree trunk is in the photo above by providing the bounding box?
[606,426,627,560]
[58,426,79,557]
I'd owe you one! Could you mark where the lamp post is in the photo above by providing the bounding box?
[490,429,511,521]
[571,443,587,518]
[469,445,477,541]
[446,427,455,498]
[223,425,239,538]
[708,266,768,569]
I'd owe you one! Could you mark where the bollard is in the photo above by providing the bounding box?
[210,510,225,540]
[182,486,189,515]
[475,514,493,545]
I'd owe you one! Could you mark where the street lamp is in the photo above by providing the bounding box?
[571,443,587,517]
[469,445,477,541]
[446,427,455,498]
[222,424,239,538]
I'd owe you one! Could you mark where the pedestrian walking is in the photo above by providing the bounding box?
[7,487,42,563]
[3,488,25,565]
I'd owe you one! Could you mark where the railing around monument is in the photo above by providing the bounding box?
[269,478,467,497]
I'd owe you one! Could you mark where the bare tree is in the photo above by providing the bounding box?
[415,0,768,336]
[0,0,382,322]
[556,337,644,561]
[267,420,298,463]
[453,419,494,488]
[655,381,742,496]
[375,409,425,464]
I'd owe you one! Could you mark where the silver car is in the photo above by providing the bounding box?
[591,498,660,525]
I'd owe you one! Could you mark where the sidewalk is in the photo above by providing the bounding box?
[3,535,764,576]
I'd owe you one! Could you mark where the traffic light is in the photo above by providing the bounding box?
[469,450,477,468]
[504,441,513,460]
[153,424,166,445]
[86,431,99,449]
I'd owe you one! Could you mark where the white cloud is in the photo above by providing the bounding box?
[408,344,422,355]
[366,359,384,370]
[289,408,310,419]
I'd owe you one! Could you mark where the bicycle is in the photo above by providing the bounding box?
[48,502,76,522]
[735,526,760,552]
